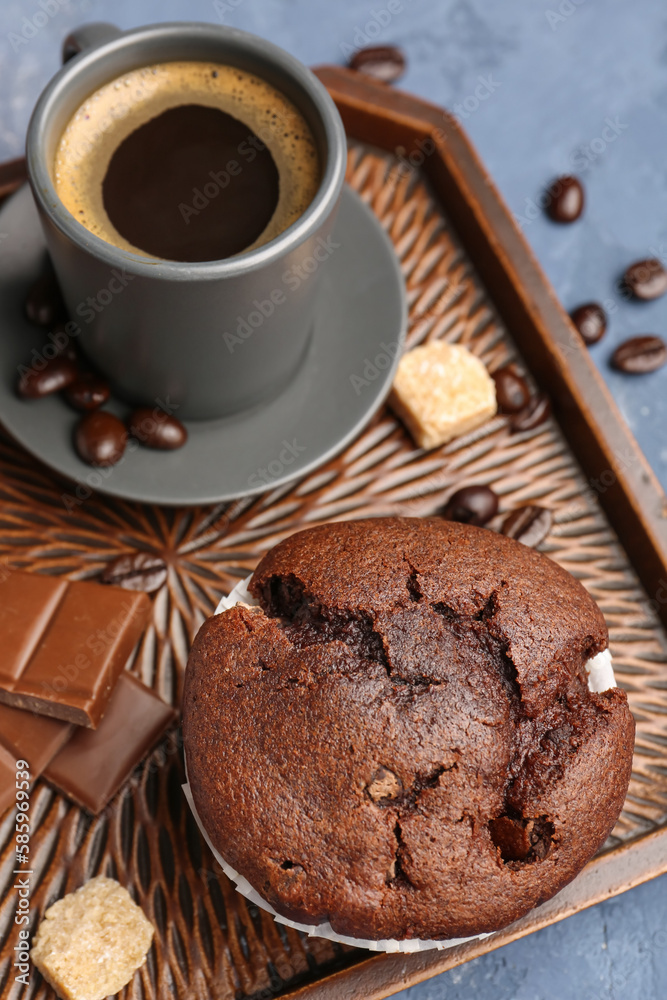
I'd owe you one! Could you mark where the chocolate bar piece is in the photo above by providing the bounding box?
[0,705,74,816]
[0,744,17,816]
[0,569,150,727]
[44,673,177,814]
[0,702,73,775]
[0,706,73,817]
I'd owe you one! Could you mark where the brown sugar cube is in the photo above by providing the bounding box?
[389,341,497,450]
[31,876,153,1000]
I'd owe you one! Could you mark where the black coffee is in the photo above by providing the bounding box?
[54,61,321,262]
[102,104,280,262]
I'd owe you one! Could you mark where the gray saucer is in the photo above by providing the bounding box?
[0,185,406,506]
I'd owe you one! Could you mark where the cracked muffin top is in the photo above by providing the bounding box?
[182,517,635,941]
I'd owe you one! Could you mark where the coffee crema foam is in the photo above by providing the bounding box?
[53,61,321,259]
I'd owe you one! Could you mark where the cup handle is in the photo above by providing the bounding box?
[62,23,122,64]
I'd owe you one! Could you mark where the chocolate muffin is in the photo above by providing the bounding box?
[183,518,634,941]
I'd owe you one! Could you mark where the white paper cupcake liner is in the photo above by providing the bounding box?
[182,774,486,953]
[183,573,617,953]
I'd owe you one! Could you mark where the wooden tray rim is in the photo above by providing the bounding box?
[0,66,665,1000]
[279,65,667,1000]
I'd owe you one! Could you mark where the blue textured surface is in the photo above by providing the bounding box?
[1,2,666,997]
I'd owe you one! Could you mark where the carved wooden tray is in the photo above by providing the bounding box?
[1,67,667,1000]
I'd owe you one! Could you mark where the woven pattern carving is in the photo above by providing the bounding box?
[0,144,665,998]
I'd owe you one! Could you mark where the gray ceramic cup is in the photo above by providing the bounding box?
[26,22,346,419]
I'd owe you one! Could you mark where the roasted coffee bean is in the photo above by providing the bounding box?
[441,485,498,526]
[24,273,67,327]
[545,175,584,223]
[611,335,667,374]
[510,393,551,433]
[570,302,607,345]
[17,355,77,399]
[349,45,406,83]
[65,373,110,411]
[502,505,553,548]
[128,408,187,450]
[622,258,667,300]
[74,411,127,467]
[491,366,530,413]
[101,552,167,593]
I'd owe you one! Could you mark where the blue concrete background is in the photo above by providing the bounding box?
[1,1,666,997]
